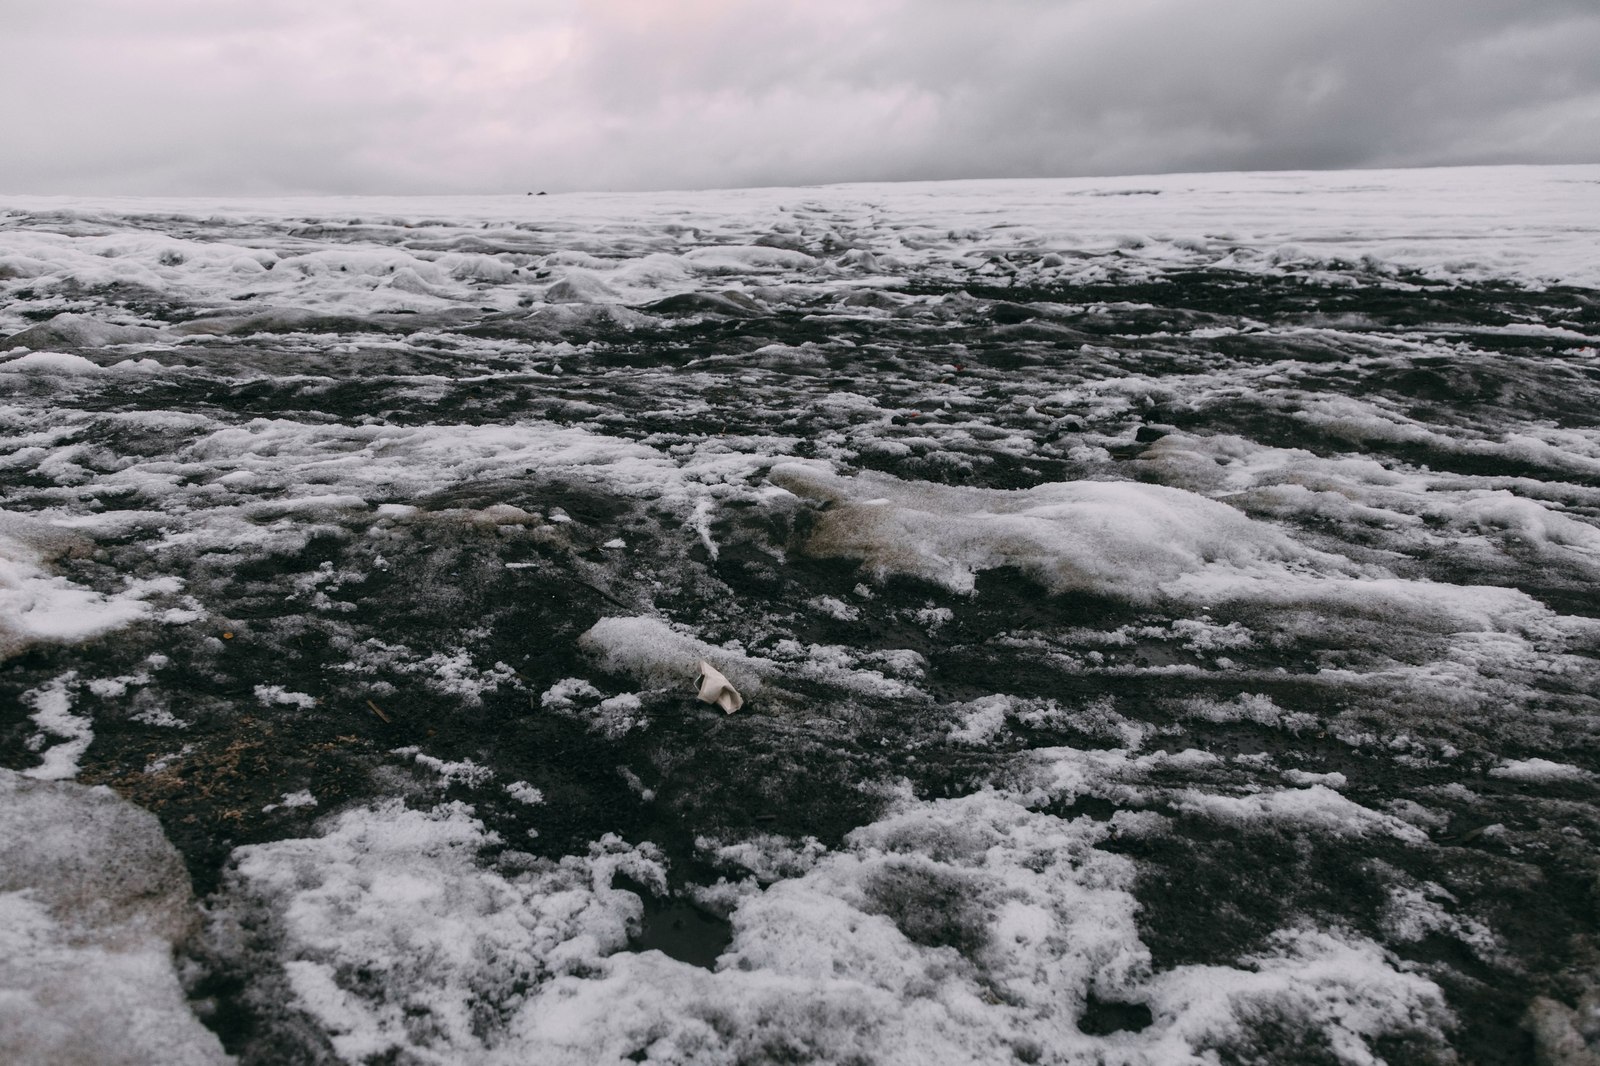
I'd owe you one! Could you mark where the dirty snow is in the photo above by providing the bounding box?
[2,165,1598,1064]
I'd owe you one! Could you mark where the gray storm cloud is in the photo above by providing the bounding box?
[2,0,1597,194]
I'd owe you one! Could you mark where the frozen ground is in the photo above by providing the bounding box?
[2,165,1599,1065]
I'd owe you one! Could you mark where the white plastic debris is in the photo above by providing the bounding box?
[694,660,744,713]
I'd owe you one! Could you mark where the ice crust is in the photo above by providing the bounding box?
[772,463,1570,641]
[771,462,1317,600]
[0,769,229,1065]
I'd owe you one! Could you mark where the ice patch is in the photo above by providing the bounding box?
[337,638,516,706]
[0,350,105,374]
[772,464,1572,641]
[1162,569,1563,637]
[543,268,622,304]
[592,692,649,739]
[84,658,161,699]
[505,781,545,806]
[2,313,161,351]
[1172,785,1429,843]
[516,792,1446,1064]
[0,510,152,660]
[254,684,318,709]
[1179,693,1317,732]
[1284,769,1348,789]
[209,800,664,1065]
[199,781,1453,1064]
[682,245,817,274]
[697,832,828,884]
[770,463,1326,601]
[809,594,860,621]
[579,616,769,697]
[262,790,318,813]
[1141,926,1450,1066]
[21,672,90,781]
[393,747,496,789]
[540,676,604,710]
[949,694,1012,745]
[0,769,228,1065]
[1379,877,1499,959]
[1488,758,1595,784]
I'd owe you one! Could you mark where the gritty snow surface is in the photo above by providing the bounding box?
[2,166,1599,1064]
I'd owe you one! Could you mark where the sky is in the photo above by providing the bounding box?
[3,0,1599,195]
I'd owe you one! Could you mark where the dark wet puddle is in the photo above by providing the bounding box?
[615,873,735,969]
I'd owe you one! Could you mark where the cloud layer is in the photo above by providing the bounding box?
[4,0,1598,194]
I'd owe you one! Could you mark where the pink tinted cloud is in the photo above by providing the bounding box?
[1,0,1596,194]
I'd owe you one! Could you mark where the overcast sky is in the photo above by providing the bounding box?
[4,0,1598,195]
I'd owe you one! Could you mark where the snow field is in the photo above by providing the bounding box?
[1,166,1597,1064]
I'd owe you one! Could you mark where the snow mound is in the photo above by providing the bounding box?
[210,799,664,1065]
[1,312,161,351]
[578,616,769,696]
[682,245,817,274]
[0,350,105,374]
[0,769,228,1066]
[1171,785,1429,843]
[1488,758,1595,784]
[544,269,622,304]
[770,463,1319,600]
[771,464,1571,635]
